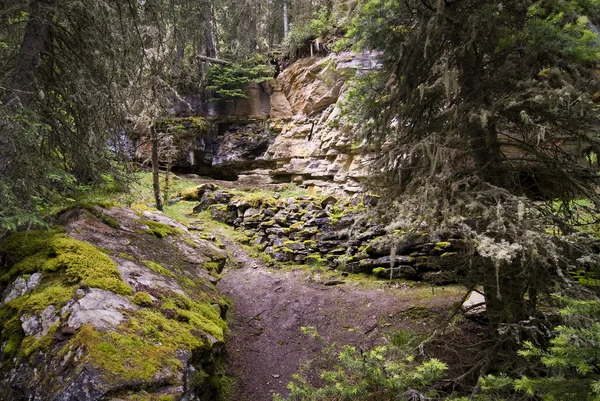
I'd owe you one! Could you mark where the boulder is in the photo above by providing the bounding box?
[62,288,137,332]
[2,272,42,304]
[462,290,486,316]
[0,207,229,401]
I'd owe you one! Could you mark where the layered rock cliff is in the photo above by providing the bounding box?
[135,52,381,195]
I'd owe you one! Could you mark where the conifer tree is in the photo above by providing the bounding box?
[346,0,600,324]
[0,0,181,231]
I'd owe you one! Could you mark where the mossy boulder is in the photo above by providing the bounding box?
[0,206,229,401]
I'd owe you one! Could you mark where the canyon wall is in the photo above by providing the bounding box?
[135,52,381,196]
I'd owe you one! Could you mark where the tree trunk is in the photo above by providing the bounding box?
[204,0,218,59]
[172,28,184,79]
[151,128,164,212]
[1,0,56,175]
[482,260,529,326]
[283,0,289,40]
[468,121,507,188]
[3,0,56,108]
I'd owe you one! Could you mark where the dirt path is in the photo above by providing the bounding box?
[217,238,465,401]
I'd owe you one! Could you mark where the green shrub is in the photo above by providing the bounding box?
[275,327,447,401]
[206,57,273,100]
[471,297,600,401]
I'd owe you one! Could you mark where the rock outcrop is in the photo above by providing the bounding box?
[0,206,230,401]
[189,185,463,285]
[135,52,381,195]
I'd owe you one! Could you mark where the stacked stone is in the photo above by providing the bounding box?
[193,185,463,284]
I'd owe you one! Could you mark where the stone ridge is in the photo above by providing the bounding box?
[134,52,382,196]
[191,184,464,284]
[239,52,381,195]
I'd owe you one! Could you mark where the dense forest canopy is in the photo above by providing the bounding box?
[0,0,352,231]
[1,0,600,399]
[342,0,600,320]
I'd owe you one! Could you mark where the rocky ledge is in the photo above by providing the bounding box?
[0,206,230,401]
[187,184,465,284]
[134,52,382,196]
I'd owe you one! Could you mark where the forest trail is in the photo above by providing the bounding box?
[217,237,464,400]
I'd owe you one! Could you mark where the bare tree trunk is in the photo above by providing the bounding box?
[163,161,170,206]
[151,128,164,212]
[172,28,184,79]
[468,122,508,189]
[283,0,289,40]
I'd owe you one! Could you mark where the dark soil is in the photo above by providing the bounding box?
[217,238,465,401]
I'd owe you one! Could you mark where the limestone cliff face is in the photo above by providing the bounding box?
[139,52,381,195]
[239,52,381,195]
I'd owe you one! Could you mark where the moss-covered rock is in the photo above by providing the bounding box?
[142,219,182,238]
[0,206,229,401]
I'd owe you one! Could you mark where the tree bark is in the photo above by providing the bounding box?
[171,27,184,79]
[468,122,508,188]
[151,128,164,212]
[204,0,218,59]
[1,0,56,175]
[482,259,529,326]
[283,0,289,40]
[3,0,56,108]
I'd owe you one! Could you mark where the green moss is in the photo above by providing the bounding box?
[434,241,451,251]
[142,260,174,278]
[87,278,133,295]
[208,373,236,400]
[71,324,183,382]
[305,254,325,265]
[372,267,386,277]
[21,321,60,357]
[180,186,200,200]
[154,117,207,133]
[289,222,304,230]
[67,290,227,382]
[41,236,132,295]
[1,229,61,264]
[11,284,76,314]
[1,315,25,359]
[158,293,225,341]
[132,292,154,307]
[203,261,220,272]
[183,238,197,248]
[1,231,132,298]
[236,191,277,208]
[118,252,136,260]
[78,203,120,229]
[1,253,46,284]
[142,220,182,238]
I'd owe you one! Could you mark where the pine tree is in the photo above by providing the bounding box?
[0,0,180,232]
[345,0,600,330]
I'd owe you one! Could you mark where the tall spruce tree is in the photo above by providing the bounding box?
[346,0,600,326]
[0,0,195,230]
